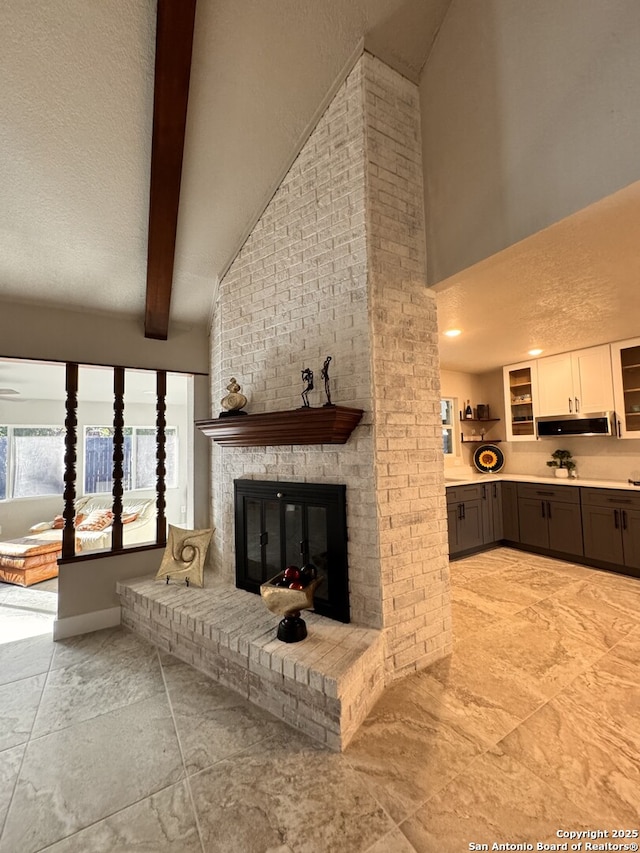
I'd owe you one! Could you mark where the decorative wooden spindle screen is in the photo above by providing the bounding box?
[62,363,78,559]
[111,367,125,551]
[60,363,173,559]
[156,370,167,546]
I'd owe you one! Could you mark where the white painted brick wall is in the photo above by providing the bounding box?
[210,58,383,630]
[209,52,452,676]
[363,53,452,675]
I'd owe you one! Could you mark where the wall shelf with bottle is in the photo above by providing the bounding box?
[459,401,501,443]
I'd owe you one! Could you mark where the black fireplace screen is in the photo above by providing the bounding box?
[234,479,350,623]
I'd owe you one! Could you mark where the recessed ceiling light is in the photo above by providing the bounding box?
[528,348,543,356]
[444,329,462,338]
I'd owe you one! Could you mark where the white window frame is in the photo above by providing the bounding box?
[441,398,457,456]
[83,425,178,494]
[0,425,65,500]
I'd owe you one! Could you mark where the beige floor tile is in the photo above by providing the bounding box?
[346,680,487,823]
[456,571,550,610]
[162,653,291,773]
[499,656,640,824]
[450,595,505,642]
[397,646,545,749]
[2,549,639,853]
[365,827,418,853]
[462,604,608,699]
[189,730,395,853]
[400,747,595,853]
[0,694,185,853]
[605,626,640,670]
[41,781,202,853]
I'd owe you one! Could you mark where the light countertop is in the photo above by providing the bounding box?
[444,471,640,491]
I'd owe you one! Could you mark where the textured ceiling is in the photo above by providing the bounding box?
[434,181,640,374]
[0,0,450,330]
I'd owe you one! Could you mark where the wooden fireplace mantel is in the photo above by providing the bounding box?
[195,405,364,447]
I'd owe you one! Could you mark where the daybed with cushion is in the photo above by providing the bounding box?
[28,495,157,552]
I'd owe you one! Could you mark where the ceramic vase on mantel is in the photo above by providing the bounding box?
[555,468,569,478]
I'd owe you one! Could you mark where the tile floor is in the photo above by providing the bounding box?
[1,548,639,852]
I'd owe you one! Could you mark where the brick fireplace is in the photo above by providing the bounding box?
[120,51,452,750]
[210,51,451,676]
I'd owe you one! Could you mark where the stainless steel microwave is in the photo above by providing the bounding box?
[535,411,617,437]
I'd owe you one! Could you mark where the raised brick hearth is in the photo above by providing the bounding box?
[117,577,384,750]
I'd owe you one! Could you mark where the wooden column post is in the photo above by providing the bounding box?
[156,370,167,545]
[112,367,125,551]
[62,363,78,559]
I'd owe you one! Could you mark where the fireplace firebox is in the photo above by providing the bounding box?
[234,479,349,623]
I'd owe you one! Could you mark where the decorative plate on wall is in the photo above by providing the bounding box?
[472,444,505,474]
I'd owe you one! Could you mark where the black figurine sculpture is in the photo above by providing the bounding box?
[301,368,314,407]
[320,355,333,406]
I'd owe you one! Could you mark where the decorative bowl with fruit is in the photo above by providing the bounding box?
[260,564,324,643]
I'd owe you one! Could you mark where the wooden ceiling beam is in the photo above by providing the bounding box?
[144,0,197,340]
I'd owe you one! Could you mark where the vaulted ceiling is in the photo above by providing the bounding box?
[0,0,451,333]
[3,1,639,374]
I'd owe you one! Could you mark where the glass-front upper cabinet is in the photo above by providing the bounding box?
[503,361,538,441]
[611,338,640,438]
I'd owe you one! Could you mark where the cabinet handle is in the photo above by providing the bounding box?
[623,510,628,530]
[547,501,552,520]
[493,484,497,498]
[568,397,573,412]
[575,397,580,413]
[482,485,487,499]
[614,509,620,529]
[536,490,555,496]
[259,532,268,546]
[617,419,622,438]
[541,500,546,518]
[462,503,466,519]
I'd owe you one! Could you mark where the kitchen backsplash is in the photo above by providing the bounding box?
[504,437,640,483]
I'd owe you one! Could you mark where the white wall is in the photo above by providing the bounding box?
[421,0,640,283]
[440,368,504,469]
[0,299,208,374]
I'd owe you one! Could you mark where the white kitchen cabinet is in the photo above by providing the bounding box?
[503,361,538,441]
[611,337,640,439]
[536,345,614,416]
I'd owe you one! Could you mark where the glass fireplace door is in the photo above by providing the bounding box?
[234,480,349,623]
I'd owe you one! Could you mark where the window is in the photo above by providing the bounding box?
[441,398,455,455]
[84,426,177,494]
[0,426,65,499]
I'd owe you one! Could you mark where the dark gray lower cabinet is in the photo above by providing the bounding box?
[516,484,583,557]
[490,481,504,541]
[447,478,640,576]
[446,485,486,556]
[581,488,640,570]
[501,481,519,542]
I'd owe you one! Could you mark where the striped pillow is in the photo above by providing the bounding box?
[76,509,113,532]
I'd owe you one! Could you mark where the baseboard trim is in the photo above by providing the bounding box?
[53,606,121,640]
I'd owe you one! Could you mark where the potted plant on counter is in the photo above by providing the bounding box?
[546,449,576,478]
